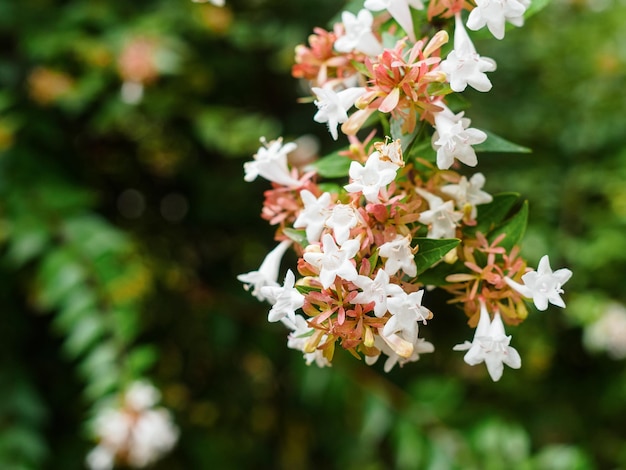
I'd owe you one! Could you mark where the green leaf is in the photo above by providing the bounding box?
[126,345,158,377]
[468,192,521,235]
[416,260,465,286]
[413,238,460,276]
[525,0,551,19]
[390,116,420,152]
[475,130,532,153]
[312,151,352,178]
[283,228,308,246]
[489,200,529,251]
[63,315,106,358]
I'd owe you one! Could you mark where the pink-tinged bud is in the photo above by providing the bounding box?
[424,30,449,57]
[363,325,375,348]
[422,70,448,83]
[304,329,325,353]
[341,108,376,135]
[380,331,414,358]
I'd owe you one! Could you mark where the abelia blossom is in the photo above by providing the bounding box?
[384,289,432,343]
[466,0,528,40]
[303,233,359,288]
[441,172,493,219]
[237,240,292,300]
[505,255,573,311]
[334,10,383,57]
[284,314,331,367]
[431,104,487,169]
[244,138,301,187]
[293,190,332,243]
[364,0,425,42]
[453,302,521,381]
[344,150,399,203]
[366,333,434,372]
[440,13,497,92]
[352,269,403,317]
[325,203,360,245]
[260,269,305,323]
[416,187,463,238]
[312,86,366,140]
[378,234,417,277]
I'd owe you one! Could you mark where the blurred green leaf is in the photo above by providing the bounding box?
[413,238,460,276]
[488,200,528,251]
[311,150,352,178]
[475,130,531,154]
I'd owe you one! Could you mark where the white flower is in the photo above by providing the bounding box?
[453,302,521,381]
[237,240,292,301]
[284,314,331,367]
[466,0,528,40]
[334,9,383,56]
[584,302,626,360]
[384,289,432,343]
[260,269,305,324]
[244,137,301,187]
[366,333,434,372]
[344,151,399,203]
[364,0,424,42]
[312,86,366,140]
[86,445,115,470]
[352,269,403,317]
[441,172,493,219]
[415,187,463,239]
[192,0,225,5]
[373,138,405,168]
[125,381,160,411]
[127,409,179,467]
[440,13,497,92]
[325,203,360,245]
[378,234,417,277]
[505,255,573,311]
[303,233,359,288]
[432,104,487,170]
[293,190,332,243]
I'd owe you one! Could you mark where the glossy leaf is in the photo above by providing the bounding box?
[413,238,461,276]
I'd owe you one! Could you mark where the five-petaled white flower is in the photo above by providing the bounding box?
[505,255,573,311]
[364,0,424,42]
[432,104,487,170]
[344,151,399,203]
[453,302,522,381]
[237,240,292,301]
[384,289,432,343]
[260,269,305,324]
[378,234,417,277]
[466,0,528,40]
[312,86,366,140]
[440,13,497,92]
[334,9,383,56]
[303,233,359,289]
[293,190,332,243]
[325,203,360,245]
[415,187,463,239]
[441,172,493,219]
[352,269,403,317]
[244,137,301,187]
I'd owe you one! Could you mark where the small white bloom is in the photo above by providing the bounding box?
[466,0,528,40]
[86,445,115,470]
[260,269,305,324]
[237,240,292,301]
[192,0,225,5]
[384,289,431,343]
[505,255,573,311]
[344,151,399,203]
[378,234,417,277]
[366,333,434,372]
[415,187,463,239]
[284,314,331,367]
[440,13,497,92]
[441,172,493,219]
[584,302,626,360]
[303,233,359,288]
[334,9,383,56]
[293,190,332,243]
[453,302,521,381]
[373,138,405,168]
[352,269,403,317]
[124,381,160,411]
[244,137,301,187]
[127,408,179,467]
[325,203,360,245]
[312,86,366,140]
[432,104,487,170]
[364,0,424,42]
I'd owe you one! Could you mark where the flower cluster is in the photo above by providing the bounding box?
[240,1,572,381]
[86,382,179,470]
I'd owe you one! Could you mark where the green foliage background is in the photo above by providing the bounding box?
[0,0,624,468]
